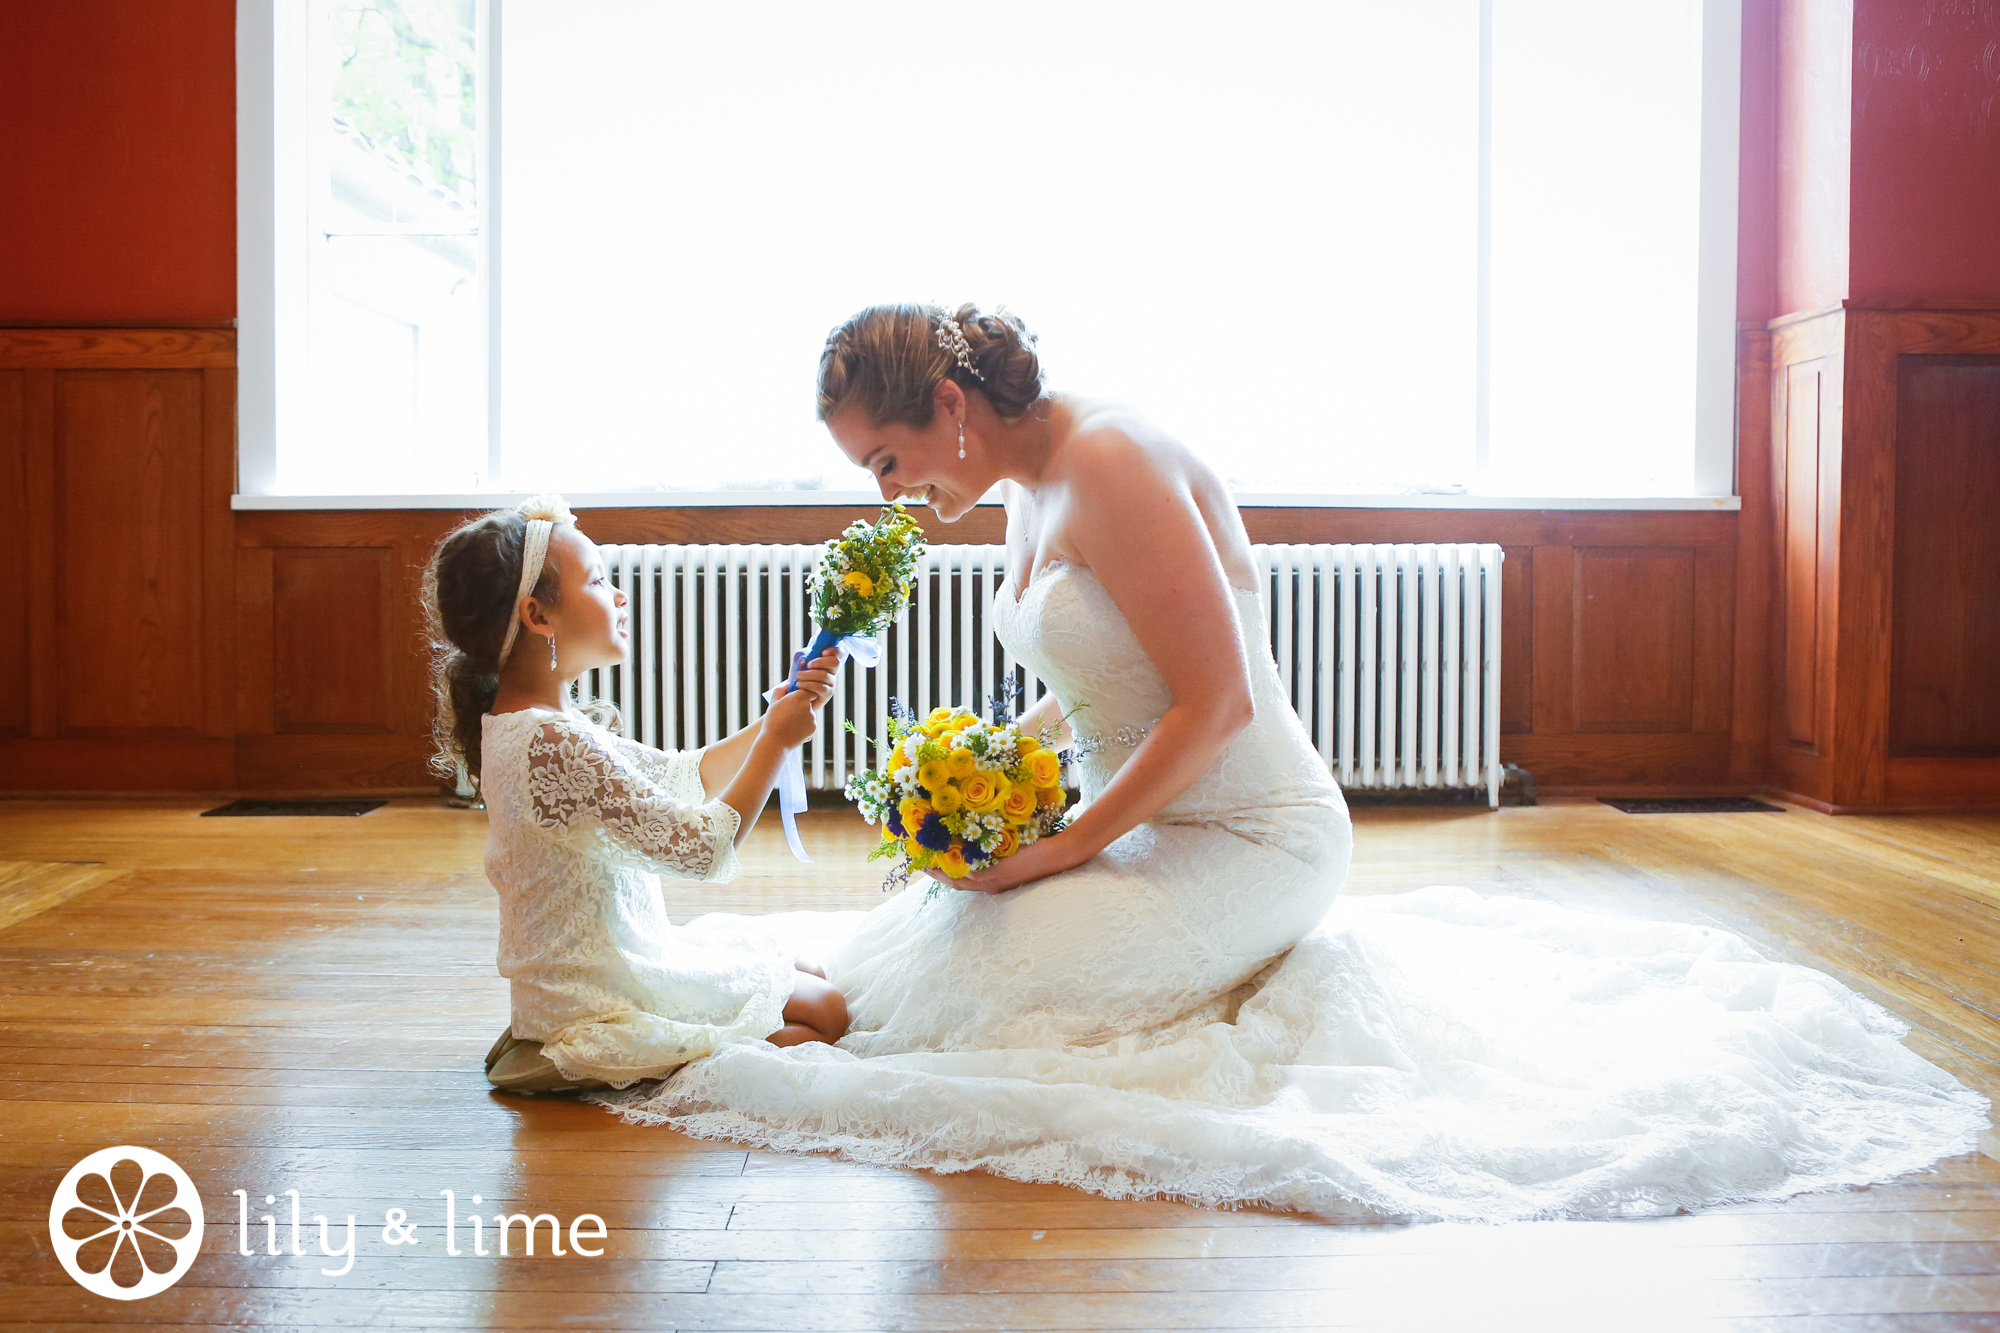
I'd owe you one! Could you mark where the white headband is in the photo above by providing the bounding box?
[497,494,576,668]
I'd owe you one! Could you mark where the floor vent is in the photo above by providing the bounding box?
[201,800,386,818]
[1598,797,1785,815]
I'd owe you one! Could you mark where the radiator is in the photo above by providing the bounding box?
[578,542,1505,806]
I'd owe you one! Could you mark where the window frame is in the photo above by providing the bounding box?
[236,0,1743,509]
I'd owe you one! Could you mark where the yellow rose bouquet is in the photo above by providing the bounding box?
[844,702,1070,891]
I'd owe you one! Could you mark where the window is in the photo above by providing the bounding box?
[240,1,1739,503]
[308,0,487,493]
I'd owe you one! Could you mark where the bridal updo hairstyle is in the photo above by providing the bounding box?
[422,510,563,781]
[817,302,1045,428]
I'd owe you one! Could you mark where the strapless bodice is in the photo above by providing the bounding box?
[990,558,1343,837]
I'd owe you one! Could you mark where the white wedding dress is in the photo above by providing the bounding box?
[601,559,1989,1221]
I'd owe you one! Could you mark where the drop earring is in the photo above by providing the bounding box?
[958,420,966,460]
[547,633,558,672]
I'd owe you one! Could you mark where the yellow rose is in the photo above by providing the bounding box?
[841,570,876,597]
[993,826,1021,858]
[900,797,933,828]
[928,706,955,723]
[946,748,978,779]
[959,774,997,810]
[1037,783,1064,807]
[916,761,950,792]
[1016,735,1041,757]
[904,836,926,861]
[938,844,971,878]
[1025,749,1063,788]
[930,783,964,815]
[889,747,911,774]
[1001,785,1037,824]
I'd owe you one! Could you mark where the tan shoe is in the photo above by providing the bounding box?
[483,1025,610,1096]
[483,1025,520,1072]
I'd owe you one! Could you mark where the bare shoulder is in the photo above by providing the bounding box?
[1054,402,1207,499]
[1051,400,1255,583]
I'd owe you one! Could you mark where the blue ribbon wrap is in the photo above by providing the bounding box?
[762,626,879,862]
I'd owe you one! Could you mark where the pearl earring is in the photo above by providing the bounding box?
[548,633,558,672]
[958,420,966,460]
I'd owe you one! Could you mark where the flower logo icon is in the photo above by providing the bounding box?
[49,1146,204,1300]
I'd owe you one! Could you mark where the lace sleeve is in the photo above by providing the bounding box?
[527,718,741,882]
[603,733,711,806]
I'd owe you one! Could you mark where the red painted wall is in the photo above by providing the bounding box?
[1848,0,2000,305]
[0,1,235,322]
[1738,0,1781,328]
[3,2,1993,324]
[1773,0,1854,316]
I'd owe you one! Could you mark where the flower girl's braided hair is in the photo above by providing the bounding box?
[817,302,1044,428]
[421,496,574,781]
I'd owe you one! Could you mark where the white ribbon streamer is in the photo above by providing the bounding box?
[762,630,880,862]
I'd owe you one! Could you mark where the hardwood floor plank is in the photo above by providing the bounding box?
[6,1244,1999,1299]
[0,1142,749,1175]
[1708,1318,2000,1332]
[11,1320,1994,1333]
[720,1201,2000,1237]
[703,1245,2000,1295]
[0,1252,719,1294]
[0,799,1993,1328]
[627,1213,2000,1261]
[0,860,124,931]
[5,1278,2000,1327]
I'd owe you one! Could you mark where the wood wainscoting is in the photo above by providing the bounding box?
[0,329,238,792]
[0,322,1873,802]
[228,505,1745,796]
[1767,305,2000,812]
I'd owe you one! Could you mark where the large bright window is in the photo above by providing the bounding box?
[240,1,1739,502]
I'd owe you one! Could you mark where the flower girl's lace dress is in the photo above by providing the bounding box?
[598,562,1989,1221]
[480,708,793,1087]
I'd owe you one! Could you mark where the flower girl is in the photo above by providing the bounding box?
[424,496,849,1095]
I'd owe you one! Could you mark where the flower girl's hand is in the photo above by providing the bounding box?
[762,649,841,748]
[929,833,1078,895]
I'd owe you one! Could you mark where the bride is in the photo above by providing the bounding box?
[602,302,1988,1221]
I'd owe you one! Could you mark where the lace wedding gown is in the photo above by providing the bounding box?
[601,560,1989,1221]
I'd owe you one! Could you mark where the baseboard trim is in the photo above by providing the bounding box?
[0,786,442,802]
[1762,787,2000,816]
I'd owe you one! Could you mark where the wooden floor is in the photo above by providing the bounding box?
[1,795,1996,1330]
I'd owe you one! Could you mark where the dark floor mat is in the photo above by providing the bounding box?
[201,799,387,817]
[1598,796,1785,814]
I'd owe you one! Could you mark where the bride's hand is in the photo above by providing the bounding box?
[928,834,1081,895]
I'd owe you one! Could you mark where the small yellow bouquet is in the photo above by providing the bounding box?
[792,502,927,679]
[769,502,928,863]
[844,702,1070,890]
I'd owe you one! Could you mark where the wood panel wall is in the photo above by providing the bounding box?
[224,505,1745,796]
[1766,304,2000,811]
[1890,356,2000,758]
[13,322,1980,807]
[1,330,236,791]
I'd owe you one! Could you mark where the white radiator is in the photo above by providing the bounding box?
[578,542,1505,806]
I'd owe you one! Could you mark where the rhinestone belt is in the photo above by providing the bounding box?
[1066,724,1154,758]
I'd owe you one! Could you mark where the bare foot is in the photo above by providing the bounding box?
[766,970,848,1046]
